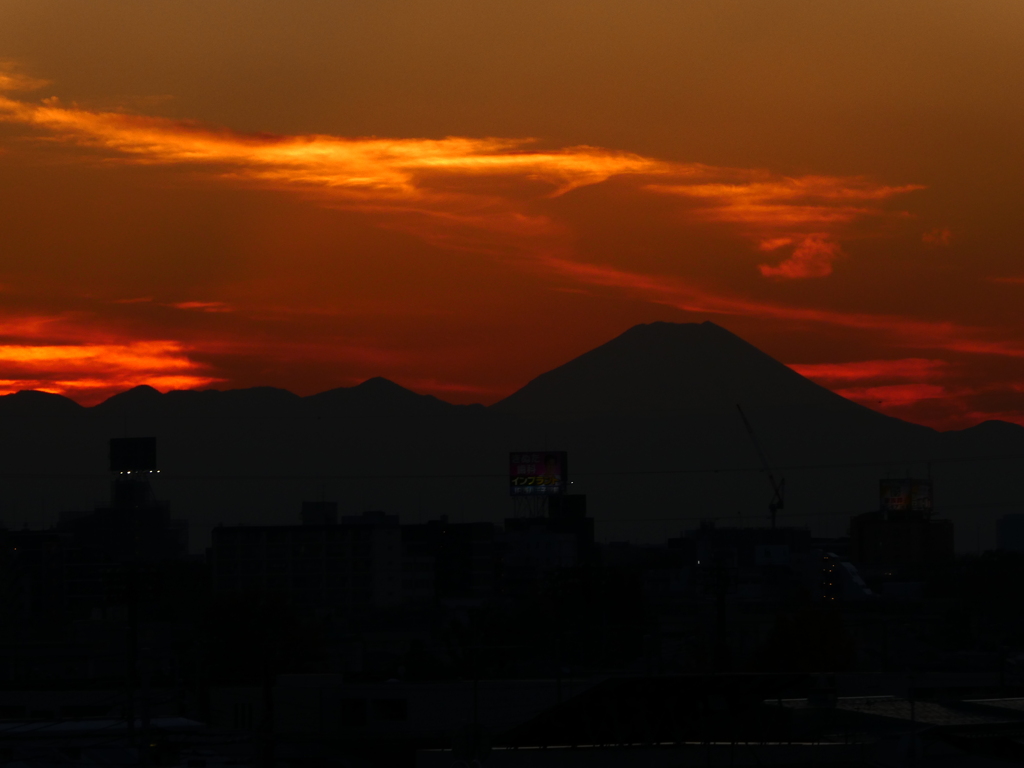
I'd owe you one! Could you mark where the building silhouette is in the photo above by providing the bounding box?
[996,513,1024,552]
[847,477,953,574]
[400,517,498,605]
[209,507,402,609]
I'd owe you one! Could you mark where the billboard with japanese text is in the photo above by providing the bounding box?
[880,478,932,512]
[509,451,568,496]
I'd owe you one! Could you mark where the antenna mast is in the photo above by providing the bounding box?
[736,405,785,529]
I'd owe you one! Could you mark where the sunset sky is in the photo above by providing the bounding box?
[1,1,1022,429]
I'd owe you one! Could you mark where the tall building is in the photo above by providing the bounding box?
[1,438,188,622]
[58,437,188,564]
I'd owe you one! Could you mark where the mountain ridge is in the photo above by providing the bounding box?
[0,321,1020,554]
[0,322,1017,437]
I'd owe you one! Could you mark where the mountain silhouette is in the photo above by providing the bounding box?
[305,377,468,417]
[0,321,1020,551]
[0,389,84,415]
[494,321,882,419]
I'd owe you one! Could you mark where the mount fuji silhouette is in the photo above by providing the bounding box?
[494,321,877,418]
[1,322,1020,551]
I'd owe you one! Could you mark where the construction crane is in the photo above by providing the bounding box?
[736,404,785,529]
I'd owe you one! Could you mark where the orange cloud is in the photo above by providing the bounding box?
[758,234,841,278]
[0,90,658,200]
[0,339,220,403]
[789,358,949,383]
[922,227,953,246]
[171,301,233,313]
[649,175,920,218]
[757,237,794,251]
[398,377,509,397]
[5,68,1016,423]
[0,66,49,93]
[0,77,920,282]
[647,175,921,278]
[835,383,948,408]
[786,356,1024,429]
[540,255,1024,359]
[788,359,971,422]
[960,410,1024,428]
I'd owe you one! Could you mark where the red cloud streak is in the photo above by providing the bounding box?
[0,69,1020,428]
[0,81,919,284]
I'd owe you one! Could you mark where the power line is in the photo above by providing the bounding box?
[0,452,1019,482]
[594,500,1023,524]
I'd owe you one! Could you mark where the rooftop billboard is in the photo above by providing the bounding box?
[509,451,568,496]
[880,478,932,512]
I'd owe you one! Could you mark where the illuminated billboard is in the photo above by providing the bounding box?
[910,479,933,511]
[880,478,932,512]
[509,451,568,496]
[880,479,909,511]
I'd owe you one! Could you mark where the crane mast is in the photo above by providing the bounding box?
[736,404,785,529]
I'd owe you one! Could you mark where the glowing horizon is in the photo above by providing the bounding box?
[0,2,1021,429]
